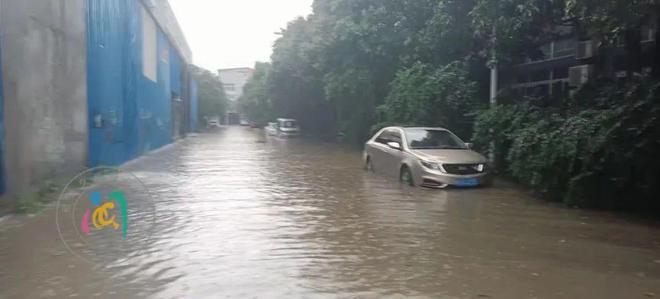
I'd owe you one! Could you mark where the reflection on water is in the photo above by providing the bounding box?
[2,127,660,298]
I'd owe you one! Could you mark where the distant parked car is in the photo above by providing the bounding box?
[239,119,250,126]
[276,118,300,137]
[206,117,221,129]
[265,122,279,136]
[363,127,490,188]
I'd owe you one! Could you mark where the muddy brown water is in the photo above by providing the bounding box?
[1,127,660,298]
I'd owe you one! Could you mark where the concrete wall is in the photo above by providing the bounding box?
[146,0,192,64]
[0,0,88,194]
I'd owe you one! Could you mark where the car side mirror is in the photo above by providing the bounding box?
[465,142,474,150]
[386,141,402,150]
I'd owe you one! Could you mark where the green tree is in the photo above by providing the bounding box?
[191,65,228,123]
[378,61,480,139]
[565,0,648,43]
[239,62,274,126]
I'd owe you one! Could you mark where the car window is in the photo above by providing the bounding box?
[374,129,402,145]
[389,130,402,144]
[375,131,391,144]
[405,128,467,150]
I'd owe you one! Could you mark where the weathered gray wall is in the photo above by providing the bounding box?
[0,0,87,194]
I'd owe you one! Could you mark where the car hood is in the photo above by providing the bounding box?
[411,149,487,164]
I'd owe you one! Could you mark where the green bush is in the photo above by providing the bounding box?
[473,78,660,211]
[378,61,481,139]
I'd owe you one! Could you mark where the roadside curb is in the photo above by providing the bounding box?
[119,138,186,169]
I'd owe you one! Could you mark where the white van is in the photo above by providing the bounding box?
[265,122,279,136]
[276,118,300,137]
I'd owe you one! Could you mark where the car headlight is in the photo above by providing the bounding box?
[476,164,485,172]
[421,160,444,172]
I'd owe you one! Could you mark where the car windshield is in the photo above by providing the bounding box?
[405,129,467,150]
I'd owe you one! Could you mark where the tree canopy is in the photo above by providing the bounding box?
[191,65,228,122]
[241,0,655,142]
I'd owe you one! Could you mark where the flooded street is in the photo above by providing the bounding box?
[2,127,660,298]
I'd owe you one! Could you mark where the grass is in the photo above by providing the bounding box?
[4,170,108,215]
[12,181,62,214]
[14,194,45,214]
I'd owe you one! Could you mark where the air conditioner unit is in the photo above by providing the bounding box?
[576,40,595,59]
[568,65,593,87]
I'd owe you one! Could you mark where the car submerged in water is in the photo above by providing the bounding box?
[276,118,300,138]
[363,127,490,188]
[265,122,279,136]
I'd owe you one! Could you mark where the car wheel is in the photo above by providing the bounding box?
[365,157,375,172]
[400,166,415,186]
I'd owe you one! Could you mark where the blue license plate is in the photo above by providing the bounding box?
[455,178,479,187]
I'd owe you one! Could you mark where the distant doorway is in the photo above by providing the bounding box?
[172,93,183,140]
[226,112,240,125]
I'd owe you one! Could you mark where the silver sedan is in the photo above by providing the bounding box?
[363,127,490,188]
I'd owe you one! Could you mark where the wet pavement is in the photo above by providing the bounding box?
[2,126,660,298]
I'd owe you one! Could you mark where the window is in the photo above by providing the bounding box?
[531,70,550,82]
[553,39,577,58]
[529,43,551,62]
[641,19,657,42]
[161,46,169,64]
[375,131,391,145]
[142,6,157,82]
[516,74,529,84]
[388,130,402,144]
[376,129,402,145]
[552,81,569,97]
[405,129,467,150]
[529,85,549,97]
[553,67,569,79]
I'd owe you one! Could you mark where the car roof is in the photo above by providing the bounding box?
[385,126,449,131]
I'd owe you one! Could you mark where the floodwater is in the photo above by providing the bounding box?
[1,127,660,298]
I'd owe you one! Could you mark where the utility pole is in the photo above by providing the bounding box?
[488,27,498,165]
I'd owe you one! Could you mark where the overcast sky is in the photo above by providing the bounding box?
[169,0,313,71]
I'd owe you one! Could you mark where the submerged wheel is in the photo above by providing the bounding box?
[365,157,375,172]
[400,166,415,186]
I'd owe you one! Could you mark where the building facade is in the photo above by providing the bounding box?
[0,0,198,196]
[218,67,254,102]
[501,18,659,100]
[218,67,253,125]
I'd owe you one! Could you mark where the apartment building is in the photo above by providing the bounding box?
[502,18,658,99]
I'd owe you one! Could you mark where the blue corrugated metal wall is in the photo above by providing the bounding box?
[136,22,172,154]
[87,0,134,166]
[87,0,184,167]
[170,47,183,96]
